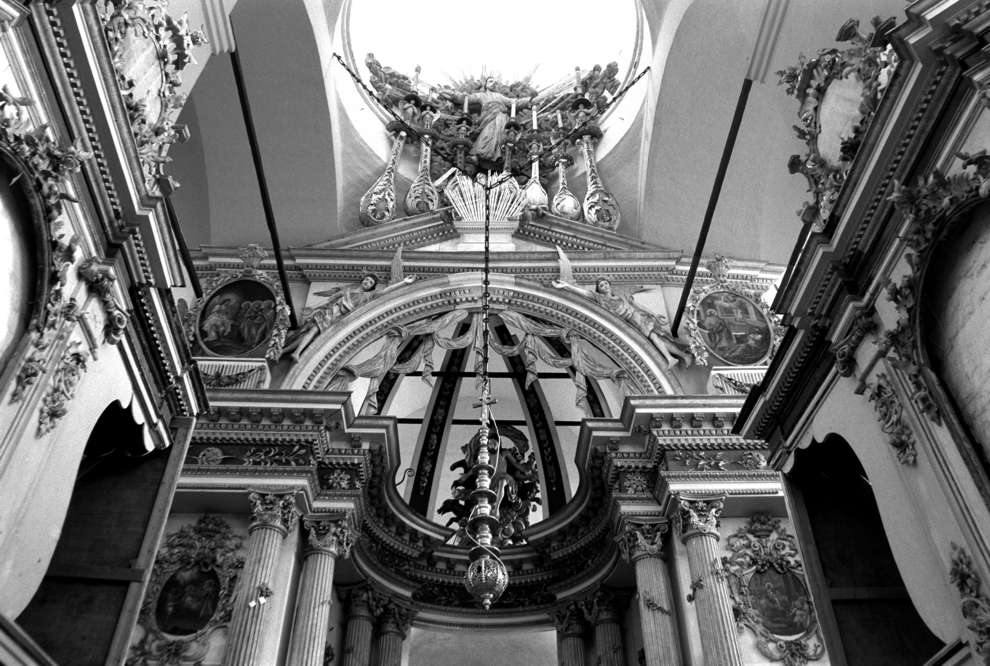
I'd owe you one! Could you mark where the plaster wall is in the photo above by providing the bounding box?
[405,625,557,665]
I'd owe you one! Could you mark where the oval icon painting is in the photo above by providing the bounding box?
[197,279,278,357]
[695,290,772,365]
[745,569,815,638]
[155,566,222,636]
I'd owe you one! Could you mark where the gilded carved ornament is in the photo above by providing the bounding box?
[78,258,130,345]
[553,601,587,637]
[303,516,356,558]
[949,543,990,660]
[127,516,245,665]
[616,519,668,562]
[248,491,299,535]
[675,495,725,541]
[778,17,898,229]
[722,515,825,666]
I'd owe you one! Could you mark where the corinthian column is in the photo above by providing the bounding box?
[341,586,377,666]
[586,589,625,666]
[553,601,587,666]
[675,495,741,666]
[285,516,356,666]
[375,601,412,666]
[616,518,682,666]
[223,491,299,666]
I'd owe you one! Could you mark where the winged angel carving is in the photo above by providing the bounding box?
[551,247,694,369]
[281,248,415,363]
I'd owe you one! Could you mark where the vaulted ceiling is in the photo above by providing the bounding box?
[167,0,907,265]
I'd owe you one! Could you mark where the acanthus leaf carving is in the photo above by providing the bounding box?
[36,340,88,437]
[865,373,917,465]
[949,543,990,660]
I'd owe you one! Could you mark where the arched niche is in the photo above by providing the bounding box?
[787,434,944,663]
[282,273,678,396]
[0,147,49,387]
[919,198,990,471]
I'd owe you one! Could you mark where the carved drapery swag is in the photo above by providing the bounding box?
[127,516,245,665]
[722,515,825,666]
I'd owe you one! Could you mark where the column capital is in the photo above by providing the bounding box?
[553,601,587,638]
[303,515,356,558]
[615,517,669,562]
[346,584,379,620]
[378,601,413,638]
[674,494,725,542]
[248,490,299,536]
[584,588,623,625]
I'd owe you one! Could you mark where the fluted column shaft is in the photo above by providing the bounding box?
[676,496,741,666]
[342,588,376,666]
[588,590,625,666]
[224,492,298,666]
[285,517,356,666]
[617,519,682,666]
[554,602,587,666]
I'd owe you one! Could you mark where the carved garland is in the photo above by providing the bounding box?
[127,516,245,665]
[0,94,93,436]
[96,0,205,191]
[865,373,917,465]
[722,515,825,666]
[777,17,898,229]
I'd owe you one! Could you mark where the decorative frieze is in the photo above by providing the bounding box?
[668,449,767,472]
[723,515,825,665]
[865,373,917,465]
[949,543,990,660]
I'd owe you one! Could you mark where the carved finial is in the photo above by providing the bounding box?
[705,255,730,284]
[239,244,267,271]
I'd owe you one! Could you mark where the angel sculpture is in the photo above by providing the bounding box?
[551,247,693,369]
[280,247,415,363]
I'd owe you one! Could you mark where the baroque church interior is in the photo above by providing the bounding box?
[1,0,990,664]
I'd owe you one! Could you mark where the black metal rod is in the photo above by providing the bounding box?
[229,28,299,329]
[671,78,753,337]
[158,179,202,298]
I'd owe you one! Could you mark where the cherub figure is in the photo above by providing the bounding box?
[552,247,693,369]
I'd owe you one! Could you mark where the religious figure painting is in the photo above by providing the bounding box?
[695,290,772,365]
[744,569,816,638]
[197,279,278,357]
[154,566,222,636]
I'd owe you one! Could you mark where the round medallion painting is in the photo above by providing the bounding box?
[744,569,815,638]
[695,290,773,365]
[197,279,278,356]
[155,566,222,636]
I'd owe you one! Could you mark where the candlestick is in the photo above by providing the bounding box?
[574,66,582,91]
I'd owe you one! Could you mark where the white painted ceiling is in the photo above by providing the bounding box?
[169,0,909,265]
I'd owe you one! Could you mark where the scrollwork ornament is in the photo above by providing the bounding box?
[865,373,917,465]
[949,543,990,659]
[722,515,825,666]
[126,516,245,665]
[36,341,88,436]
[831,309,877,377]
[675,495,725,541]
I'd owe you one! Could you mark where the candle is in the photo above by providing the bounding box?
[574,66,582,90]
[556,110,564,128]
[463,97,469,114]
[531,105,538,130]
[511,99,516,118]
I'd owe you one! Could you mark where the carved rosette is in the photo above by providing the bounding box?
[127,516,245,665]
[248,491,299,535]
[777,17,897,228]
[722,515,825,665]
[360,125,406,226]
[304,516,356,558]
[675,495,725,542]
[616,519,668,562]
